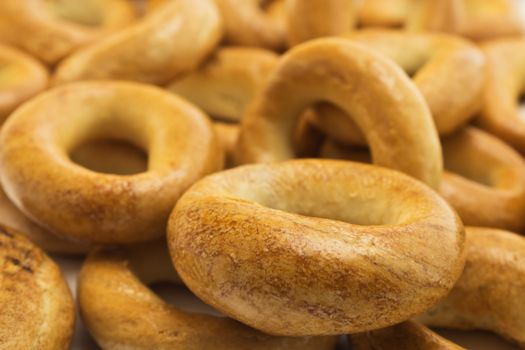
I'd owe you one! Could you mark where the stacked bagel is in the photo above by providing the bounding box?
[0,1,525,349]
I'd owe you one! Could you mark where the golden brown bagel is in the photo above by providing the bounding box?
[0,43,48,122]
[286,0,358,46]
[168,47,278,122]
[0,0,135,65]
[236,38,442,189]
[0,225,75,349]
[168,159,465,336]
[308,30,485,146]
[320,126,525,232]
[214,0,286,51]
[350,321,465,350]
[418,227,525,348]
[440,127,525,232]
[0,81,222,245]
[79,240,337,349]
[408,0,524,41]
[53,0,222,85]
[359,0,415,27]
[478,38,525,154]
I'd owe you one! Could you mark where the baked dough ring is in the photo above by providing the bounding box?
[308,30,485,146]
[350,320,465,350]
[0,81,222,245]
[53,0,223,85]
[235,38,442,189]
[79,240,337,349]
[168,47,278,122]
[0,225,75,349]
[418,227,525,348]
[214,0,286,51]
[169,159,465,336]
[320,126,525,232]
[0,43,48,122]
[478,38,525,154]
[0,0,135,65]
[359,0,415,27]
[408,0,524,41]
[286,0,358,46]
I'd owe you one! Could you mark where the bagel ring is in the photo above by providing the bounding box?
[320,126,525,232]
[53,0,223,85]
[308,30,485,147]
[418,227,525,348]
[478,38,525,155]
[0,81,223,245]
[214,0,287,51]
[350,320,464,350]
[236,38,442,189]
[0,43,48,122]
[408,0,524,41]
[286,0,358,46]
[0,0,136,65]
[0,225,75,349]
[168,47,278,122]
[79,239,337,349]
[168,159,465,336]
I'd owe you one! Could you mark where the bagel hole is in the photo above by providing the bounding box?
[70,139,148,175]
[44,0,105,27]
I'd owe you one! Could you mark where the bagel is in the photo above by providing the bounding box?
[308,30,485,147]
[53,0,223,85]
[408,0,524,41]
[359,0,415,28]
[350,320,465,350]
[214,0,286,51]
[0,81,223,244]
[417,227,525,348]
[0,225,75,349]
[79,239,337,349]
[168,47,278,122]
[0,0,135,65]
[478,38,525,155]
[0,43,48,122]
[168,159,465,336]
[286,0,358,46]
[320,126,525,231]
[235,38,442,189]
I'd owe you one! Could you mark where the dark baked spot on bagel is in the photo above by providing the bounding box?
[6,256,33,273]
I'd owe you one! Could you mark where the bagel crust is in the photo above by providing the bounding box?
[235,38,442,189]
[169,159,465,336]
[0,81,223,244]
[79,241,336,350]
[0,225,75,349]
[418,227,525,348]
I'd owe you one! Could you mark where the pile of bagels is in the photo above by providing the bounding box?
[1,0,525,349]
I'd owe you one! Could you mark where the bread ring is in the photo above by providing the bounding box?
[478,38,525,154]
[53,0,222,85]
[0,0,135,65]
[214,0,286,51]
[79,240,337,349]
[320,126,525,231]
[0,43,48,122]
[359,0,415,28]
[168,47,278,122]
[0,225,75,349]
[168,159,465,336]
[0,81,223,245]
[286,0,358,46]
[417,227,525,348]
[235,38,442,189]
[350,320,465,350]
[408,0,524,41]
[308,30,485,147]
